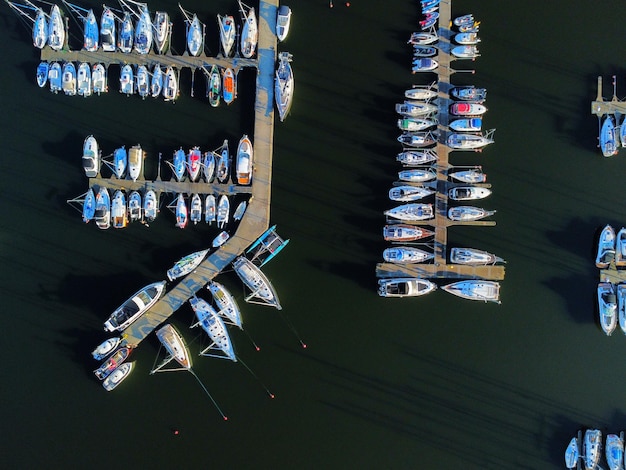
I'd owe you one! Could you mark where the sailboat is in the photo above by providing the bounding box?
[100,6,116,52]
[113,146,127,179]
[136,64,149,98]
[166,249,209,281]
[152,10,170,54]
[207,281,242,329]
[187,146,202,182]
[216,140,230,183]
[207,64,221,107]
[117,11,133,53]
[189,296,236,361]
[236,135,253,185]
[37,61,49,88]
[162,66,178,102]
[441,280,501,303]
[179,3,204,56]
[82,188,96,223]
[222,67,236,104]
[217,194,230,229]
[150,63,163,97]
[143,189,158,223]
[82,135,99,177]
[48,4,65,51]
[172,148,186,181]
[62,1,98,52]
[239,1,258,59]
[119,64,134,95]
[204,194,216,224]
[6,1,48,49]
[217,14,235,57]
[203,151,216,182]
[128,144,143,181]
[275,52,294,122]
[232,256,282,309]
[95,187,111,230]
[119,0,152,54]
[175,193,188,228]
[189,193,202,224]
[154,324,192,370]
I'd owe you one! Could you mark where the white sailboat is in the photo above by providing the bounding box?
[179,3,204,56]
[217,194,230,229]
[207,281,243,329]
[217,14,236,57]
[189,296,236,361]
[48,4,65,51]
[232,256,282,309]
[238,1,258,59]
[152,10,170,54]
[275,52,294,122]
[166,249,209,281]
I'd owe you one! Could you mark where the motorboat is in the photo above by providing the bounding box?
[408,31,438,45]
[62,62,77,96]
[113,146,127,179]
[442,280,501,303]
[598,282,617,336]
[136,65,149,99]
[82,188,96,223]
[236,135,253,185]
[596,224,616,268]
[150,64,163,97]
[232,256,282,309]
[102,362,133,391]
[275,52,294,122]
[133,4,153,54]
[600,115,619,157]
[450,86,486,102]
[450,102,487,116]
[117,12,134,53]
[128,191,141,222]
[450,248,503,265]
[616,227,626,267]
[412,58,438,73]
[584,429,602,470]
[383,246,433,264]
[412,46,437,58]
[448,206,495,221]
[166,249,209,281]
[207,64,221,107]
[447,132,494,150]
[234,201,247,221]
[217,140,230,183]
[397,149,438,166]
[48,4,65,51]
[162,66,178,102]
[455,32,480,45]
[189,296,236,361]
[189,193,202,224]
[396,101,438,117]
[448,186,492,201]
[222,67,236,104]
[449,168,487,183]
[93,346,131,379]
[48,62,62,93]
[82,135,99,178]
[398,168,437,183]
[187,147,202,182]
[459,20,480,33]
[207,281,242,328]
[404,85,438,101]
[450,118,482,132]
[377,278,436,298]
[204,194,216,224]
[383,224,434,242]
[419,14,438,30]
[155,323,191,370]
[618,284,626,335]
[217,14,236,56]
[103,281,167,332]
[77,65,95,96]
[37,61,49,88]
[172,148,186,181]
[92,63,107,95]
[119,64,134,96]
[398,132,437,148]
[95,187,111,230]
[143,190,158,223]
[128,144,143,181]
[276,5,291,42]
[453,14,473,27]
[212,231,230,248]
[605,433,624,470]
[111,190,128,229]
[451,45,480,58]
[175,193,188,229]
[183,9,203,57]
[564,437,579,469]
[621,120,626,148]
[217,194,230,229]
[203,151,216,182]
[153,11,170,54]
[91,337,121,360]
[240,4,258,59]
[384,203,434,221]
[100,6,116,52]
[389,185,434,202]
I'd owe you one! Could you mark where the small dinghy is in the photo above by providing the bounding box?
[408,31,438,45]
[455,32,480,45]
[233,201,247,221]
[212,231,230,247]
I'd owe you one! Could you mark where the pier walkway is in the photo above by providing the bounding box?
[376,1,505,281]
[49,0,280,347]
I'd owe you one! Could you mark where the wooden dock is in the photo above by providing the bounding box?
[43,1,280,347]
[591,75,626,117]
[376,0,505,281]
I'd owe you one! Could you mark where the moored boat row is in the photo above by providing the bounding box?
[565,429,626,470]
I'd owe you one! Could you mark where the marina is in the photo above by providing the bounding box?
[376,0,505,290]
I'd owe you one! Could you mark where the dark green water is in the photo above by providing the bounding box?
[4,0,626,468]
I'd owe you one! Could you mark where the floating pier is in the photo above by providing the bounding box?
[376,1,505,282]
[39,0,280,347]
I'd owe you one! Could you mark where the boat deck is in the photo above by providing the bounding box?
[591,76,626,117]
[52,0,280,348]
[376,0,505,282]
